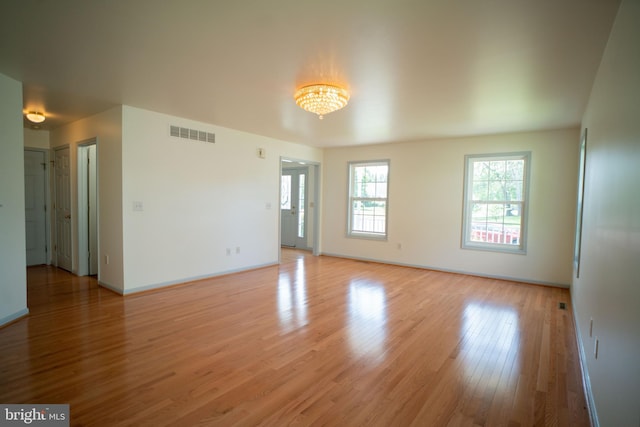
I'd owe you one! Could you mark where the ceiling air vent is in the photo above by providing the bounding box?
[169,125,216,144]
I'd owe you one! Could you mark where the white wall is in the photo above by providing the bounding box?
[322,128,579,286]
[575,1,640,426]
[0,73,28,325]
[121,106,322,293]
[24,128,50,149]
[50,107,124,291]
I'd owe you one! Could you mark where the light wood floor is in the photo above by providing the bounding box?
[1,250,589,426]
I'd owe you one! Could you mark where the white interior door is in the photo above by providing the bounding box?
[55,147,72,272]
[88,145,98,275]
[77,143,98,276]
[281,167,308,248]
[24,149,47,266]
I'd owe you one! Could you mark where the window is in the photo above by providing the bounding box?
[280,175,291,209]
[462,152,530,253]
[348,160,389,239]
[298,173,305,238]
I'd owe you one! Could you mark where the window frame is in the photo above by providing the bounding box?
[462,152,531,254]
[347,160,390,240]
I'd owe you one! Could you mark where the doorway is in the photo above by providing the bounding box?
[279,159,320,256]
[24,149,48,266]
[78,142,98,276]
[281,166,308,249]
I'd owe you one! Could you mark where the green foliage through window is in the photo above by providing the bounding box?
[348,161,389,239]
[463,153,530,253]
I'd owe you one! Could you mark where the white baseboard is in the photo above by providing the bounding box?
[571,302,599,427]
[100,262,279,296]
[0,308,29,327]
[320,252,570,288]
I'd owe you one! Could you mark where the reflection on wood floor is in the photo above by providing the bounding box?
[0,249,589,426]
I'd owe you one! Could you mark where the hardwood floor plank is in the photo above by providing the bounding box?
[0,250,589,426]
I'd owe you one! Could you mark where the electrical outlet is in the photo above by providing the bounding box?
[105,254,110,265]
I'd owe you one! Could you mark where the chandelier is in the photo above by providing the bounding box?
[294,84,350,119]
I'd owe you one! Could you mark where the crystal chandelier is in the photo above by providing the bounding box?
[294,84,350,119]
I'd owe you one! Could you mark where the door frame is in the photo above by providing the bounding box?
[24,147,51,265]
[279,157,321,260]
[77,139,99,277]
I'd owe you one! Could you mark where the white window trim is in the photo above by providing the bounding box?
[347,160,390,240]
[462,152,531,254]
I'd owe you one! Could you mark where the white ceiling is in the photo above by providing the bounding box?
[0,0,620,147]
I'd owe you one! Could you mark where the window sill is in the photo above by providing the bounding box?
[347,232,388,241]
[462,242,526,255]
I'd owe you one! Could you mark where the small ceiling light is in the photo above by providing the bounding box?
[294,84,349,120]
[25,111,46,123]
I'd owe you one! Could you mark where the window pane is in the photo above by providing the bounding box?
[470,221,487,242]
[376,182,387,198]
[505,202,522,219]
[488,180,507,201]
[472,181,489,201]
[505,160,524,180]
[472,201,521,246]
[375,166,388,182]
[350,200,386,234]
[298,174,305,238]
[281,175,291,209]
[487,203,505,222]
[473,161,490,180]
[488,160,505,180]
[505,181,524,201]
[365,182,376,197]
[471,202,488,220]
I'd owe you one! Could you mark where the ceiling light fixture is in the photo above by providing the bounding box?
[294,84,349,120]
[25,111,46,123]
